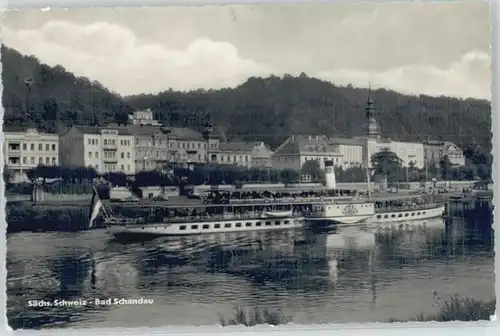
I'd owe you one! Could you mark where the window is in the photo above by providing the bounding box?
[121,165,124,171]
[275,221,281,225]
[121,152,124,159]
[38,144,42,151]
[202,224,210,229]
[88,139,92,145]
[224,223,231,228]
[23,144,27,150]
[214,224,221,229]
[255,222,262,227]
[127,152,131,158]
[245,222,252,227]
[180,225,186,230]
[38,157,43,164]
[23,157,27,164]
[45,144,50,151]
[284,220,290,225]
[265,221,272,226]
[30,144,34,151]
[88,152,92,158]
[52,144,56,151]
[45,157,50,164]
[191,225,198,230]
[52,157,56,164]
[96,152,99,158]
[235,223,242,228]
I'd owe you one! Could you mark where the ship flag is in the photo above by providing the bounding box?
[89,187,103,229]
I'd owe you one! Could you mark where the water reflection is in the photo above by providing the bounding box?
[6,216,494,329]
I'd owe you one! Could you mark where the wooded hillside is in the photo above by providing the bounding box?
[2,45,492,150]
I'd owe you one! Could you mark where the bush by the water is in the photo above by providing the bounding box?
[7,204,91,233]
[219,307,292,327]
[389,295,495,322]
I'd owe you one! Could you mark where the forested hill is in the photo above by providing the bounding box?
[1,45,131,133]
[2,45,492,150]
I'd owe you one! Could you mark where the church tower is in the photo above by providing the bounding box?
[365,85,381,139]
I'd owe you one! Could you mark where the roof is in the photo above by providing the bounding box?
[218,142,255,153]
[273,134,339,156]
[327,137,364,146]
[71,125,134,136]
[252,143,273,158]
[124,124,205,140]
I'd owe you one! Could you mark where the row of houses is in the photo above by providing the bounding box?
[3,109,465,182]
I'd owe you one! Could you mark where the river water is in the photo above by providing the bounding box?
[6,216,494,329]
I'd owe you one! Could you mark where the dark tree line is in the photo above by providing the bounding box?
[2,46,491,154]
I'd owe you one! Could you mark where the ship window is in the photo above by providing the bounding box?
[202,224,210,229]
[377,215,381,219]
[224,223,231,228]
[180,225,187,230]
[235,223,242,228]
[405,213,409,217]
[417,212,421,215]
[191,225,198,230]
[265,221,272,226]
[391,214,396,218]
[256,222,262,226]
[384,215,388,218]
[275,221,281,225]
[411,212,415,216]
[398,214,402,218]
[245,222,252,227]
[284,220,290,225]
[214,224,221,229]
[423,211,426,215]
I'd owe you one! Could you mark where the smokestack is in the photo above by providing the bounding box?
[324,160,336,190]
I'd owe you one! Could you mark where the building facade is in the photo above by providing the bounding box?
[214,142,254,167]
[251,142,273,168]
[271,134,343,171]
[128,109,161,126]
[3,128,59,182]
[125,123,220,171]
[327,138,364,168]
[59,126,136,174]
[423,140,465,167]
[361,88,425,169]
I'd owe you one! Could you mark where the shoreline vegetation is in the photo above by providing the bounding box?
[219,296,495,326]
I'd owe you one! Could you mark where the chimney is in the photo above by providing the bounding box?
[324,160,336,190]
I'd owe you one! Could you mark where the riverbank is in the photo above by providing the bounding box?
[219,296,495,326]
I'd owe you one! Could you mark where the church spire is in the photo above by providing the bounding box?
[365,83,381,139]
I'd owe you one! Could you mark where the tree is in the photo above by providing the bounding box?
[370,148,403,181]
[3,166,13,186]
[300,159,324,182]
[439,155,453,180]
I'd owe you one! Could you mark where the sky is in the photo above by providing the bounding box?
[2,3,491,100]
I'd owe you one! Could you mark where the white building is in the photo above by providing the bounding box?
[128,109,161,126]
[361,88,425,169]
[424,140,465,167]
[59,126,136,174]
[251,142,274,168]
[3,128,59,182]
[272,134,343,171]
[327,138,364,168]
[214,142,253,167]
[365,138,425,168]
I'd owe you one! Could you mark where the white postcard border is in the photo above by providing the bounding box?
[0,0,498,335]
